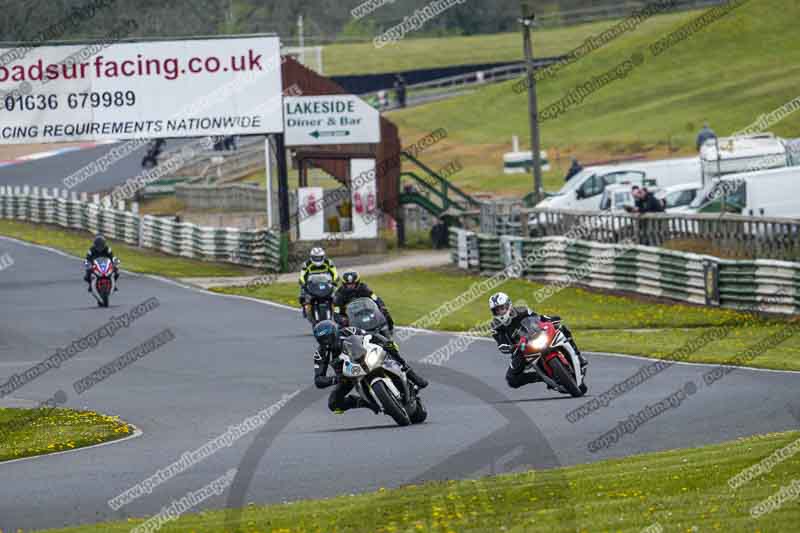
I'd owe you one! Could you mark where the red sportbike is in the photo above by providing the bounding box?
[86,257,118,308]
[509,316,587,397]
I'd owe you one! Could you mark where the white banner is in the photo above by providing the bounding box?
[297,187,325,241]
[284,95,380,146]
[350,159,378,239]
[0,36,283,144]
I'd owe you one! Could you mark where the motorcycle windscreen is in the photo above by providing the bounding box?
[346,297,386,331]
[342,335,368,361]
[514,316,543,341]
[95,257,112,275]
[306,273,335,298]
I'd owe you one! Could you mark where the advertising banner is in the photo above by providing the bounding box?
[0,36,283,144]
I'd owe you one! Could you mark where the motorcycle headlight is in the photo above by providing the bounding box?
[527,331,550,352]
[364,346,385,370]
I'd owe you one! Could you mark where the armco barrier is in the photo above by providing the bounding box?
[450,227,800,315]
[0,186,280,271]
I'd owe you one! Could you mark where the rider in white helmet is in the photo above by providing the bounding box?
[299,247,339,318]
[489,292,586,389]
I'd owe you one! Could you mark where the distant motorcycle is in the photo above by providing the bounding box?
[141,139,165,169]
[303,273,335,326]
[86,257,118,307]
[339,333,427,426]
[505,315,587,397]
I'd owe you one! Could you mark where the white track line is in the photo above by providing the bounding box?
[4,235,800,377]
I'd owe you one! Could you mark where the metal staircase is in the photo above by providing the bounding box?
[399,151,481,221]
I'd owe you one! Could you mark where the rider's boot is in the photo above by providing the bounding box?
[572,341,588,372]
[405,367,429,390]
[386,346,428,389]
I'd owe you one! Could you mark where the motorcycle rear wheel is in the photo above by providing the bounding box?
[409,398,427,424]
[549,358,584,397]
[372,381,411,426]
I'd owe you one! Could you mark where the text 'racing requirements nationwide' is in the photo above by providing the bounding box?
[0,35,284,144]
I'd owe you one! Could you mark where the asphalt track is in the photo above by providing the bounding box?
[0,139,194,193]
[0,236,798,531]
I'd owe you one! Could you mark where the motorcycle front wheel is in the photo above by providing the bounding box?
[372,381,410,426]
[549,358,584,397]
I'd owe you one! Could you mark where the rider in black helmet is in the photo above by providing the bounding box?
[313,319,426,413]
[333,271,395,332]
[313,320,378,414]
[84,234,119,292]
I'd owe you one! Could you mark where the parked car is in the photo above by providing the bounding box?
[655,183,702,212]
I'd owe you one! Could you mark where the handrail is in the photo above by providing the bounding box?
[401,151,481,208]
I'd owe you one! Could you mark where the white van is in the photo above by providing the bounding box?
[537,133,796,213]
[537,157,700,211]
[690,166,800,217]
[700,133,792,181]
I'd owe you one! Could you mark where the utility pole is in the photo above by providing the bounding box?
[519,3,543,204]
[275,133,291,272]
[298,15,305,66]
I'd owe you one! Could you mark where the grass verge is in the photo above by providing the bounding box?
[39,430,800,532]
[322,16,688,76]
[0,220,258,278]
[0,407,134,463]
[390,0,800,196]
[213,268,800,370]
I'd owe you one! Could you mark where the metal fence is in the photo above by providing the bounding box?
[478,208,800,261]
[450,227,800,315]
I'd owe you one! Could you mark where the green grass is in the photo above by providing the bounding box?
[390,0,800,195]
[214,267,800,370]
[39,430,800,532]
[0,407,134,462]
[322,20,629,76]
[0,219,257,278]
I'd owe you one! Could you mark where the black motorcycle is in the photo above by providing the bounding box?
[303,273,336,326]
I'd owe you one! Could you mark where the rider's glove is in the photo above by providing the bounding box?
[498,344,513,354]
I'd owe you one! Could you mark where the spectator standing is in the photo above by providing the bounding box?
[696,122,717,151]
[394,74,407,109]
[430,217,449,249]
[628,186,665,213]
[564,157,583,182]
